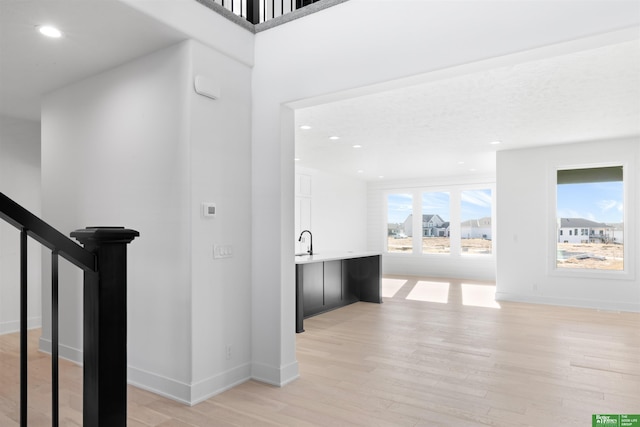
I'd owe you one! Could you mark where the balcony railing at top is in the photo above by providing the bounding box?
[213,0,320,24]
[197,0,346,30]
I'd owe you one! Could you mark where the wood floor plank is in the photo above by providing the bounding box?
[1,276,638,426]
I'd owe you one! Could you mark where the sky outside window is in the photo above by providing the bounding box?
[557,182,623,223]
[387,193,413,223]
[461,189,492,221]
[421,192,449,220]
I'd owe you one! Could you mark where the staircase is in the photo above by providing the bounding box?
[0,192,138,427]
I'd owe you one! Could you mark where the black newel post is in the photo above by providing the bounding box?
[71,227,139,427]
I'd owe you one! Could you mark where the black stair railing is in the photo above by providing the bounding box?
[0,192,139,427]
[215,0,323,24]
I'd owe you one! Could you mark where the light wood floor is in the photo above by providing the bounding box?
[1,276,638,426]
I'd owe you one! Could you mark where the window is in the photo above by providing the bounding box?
[422,192,450,254]
[387,193,413,253]
[384,185,495,258]
[460,189,492,255]
[556,166,623,271]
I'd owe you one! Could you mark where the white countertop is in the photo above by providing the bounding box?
[294,251,381,264]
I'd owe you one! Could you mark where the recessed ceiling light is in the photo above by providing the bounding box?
[294,158,301,161]
[329,136,340,140]
[469,168,477,172]
[299,125,311,130]
[458,161,465,165]
[490,141,501,145]
[38,25,62,38]
[352,145,362,148]
[378,175,384,179]
[357,170,364,173]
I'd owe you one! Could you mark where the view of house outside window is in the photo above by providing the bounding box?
[460,189,492,255]
[387,193,413,253]
[422,192,450,254]
[386,187,495,257]
[556,166,624,271]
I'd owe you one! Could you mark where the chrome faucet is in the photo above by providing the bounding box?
[298,230,313,255]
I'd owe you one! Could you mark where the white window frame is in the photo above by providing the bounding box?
[459,187,495,257]
[383,183,495,259]
[383,192,415,254]
[549,161,634,280]
[420,189,452,256]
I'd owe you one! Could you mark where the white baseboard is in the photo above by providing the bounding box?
[128,363,253,406]
[190,363,252,405]
[35,335,299,406]
[251,360,299,387]
[128,365,193,405]
[0,317,41,335]
[38,336,83,365]
[495,292,640,313]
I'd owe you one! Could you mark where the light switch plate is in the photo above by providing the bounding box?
[214,244,233,259]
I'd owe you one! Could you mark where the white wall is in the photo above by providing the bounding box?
[42,41,192,387]
[295,167,367,254]
[41,39,253,404]
[368,176,496,281]
[121,0,254,68]
[496,138,639,312]
[189,40,253,404]
[0,115,42,334]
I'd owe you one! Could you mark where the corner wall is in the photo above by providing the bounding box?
[496,138,639,311]
[188,39,253,404]
[0,115,42,335]
[42,41,193,390]
[41,39,254,403]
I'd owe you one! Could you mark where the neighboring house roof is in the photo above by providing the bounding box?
[461,217,491,227]
[422,214,445,224]
[559,218,608,228]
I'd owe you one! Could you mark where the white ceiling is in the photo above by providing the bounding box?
[0,0,188,121]
[295,39,640,182]
[0,0,639,184]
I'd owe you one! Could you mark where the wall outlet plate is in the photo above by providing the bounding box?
[202,203,216,217]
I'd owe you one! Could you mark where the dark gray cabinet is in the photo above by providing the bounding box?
[344,256,382,303]
[301,262,324,317]
[296,255,381,333]
[323,261,342,307]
